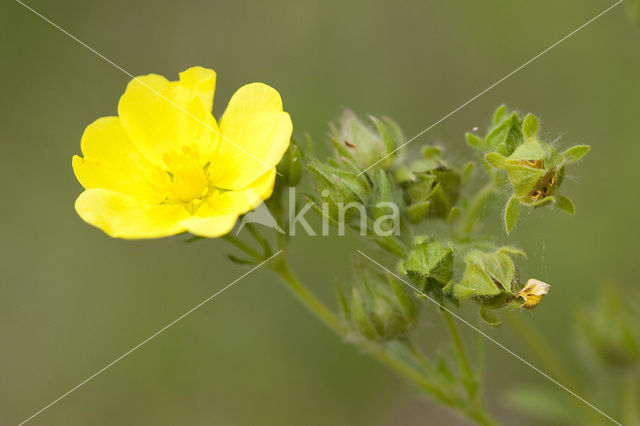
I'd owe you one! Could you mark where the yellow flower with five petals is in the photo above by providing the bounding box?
[73,66,292,238]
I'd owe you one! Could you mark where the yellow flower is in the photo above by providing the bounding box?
[73,66,292,239]
[517,278,551,309]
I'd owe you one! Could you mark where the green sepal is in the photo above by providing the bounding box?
[522,114,539,138]
[336,284,351,319]
[394,166,416,184]
[368,169,402,225]
[350,288,380,340]
[226,254,257,265]
[504,195,521,234]
[370,115,398,167]
[492,104,507,124]
[461,161,476,184]
[508,139,546,161]
[504,163,546,199]
[453,248,518,300]
[402,240,454,288]
[485,152,507,168]
[561,145,591,164]
[466,132,487,151]
[388,272,417,324]
[406,200,430,223]
[529,195,555,208]
[480,307,502,327]
[446,206,460,223]
[555,194,575,215]
[485,111,523,155]
[276,140,303,187]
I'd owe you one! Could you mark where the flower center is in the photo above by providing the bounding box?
[160,145,211,211]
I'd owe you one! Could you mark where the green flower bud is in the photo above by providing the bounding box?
[466,105,524,156]
[275,140,303,188]
[396,145,461,222]
[307,160,371,222]
[367,169,402,230]
[472,106,590,231]
[342,262,418,341]
[330,110,404,170]
[400,239,454,293]
[453,247,525,304]
[576,286,639,369]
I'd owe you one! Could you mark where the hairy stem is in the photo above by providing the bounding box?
[272,258,498,425]
[442,309,498,426]
[460,180,497,236]
[443,309,475,380]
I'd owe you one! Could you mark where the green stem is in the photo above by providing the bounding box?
[460,180,497,236]
[271,260,346,335]
[442,309,474,380]
[272,259,498,425]
[442,309,498,426]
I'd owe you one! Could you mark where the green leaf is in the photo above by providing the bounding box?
[504,195,520,234]
[480,307,502,327]
[522,113,539,138]
[561,145,591,164]
[555,194,575,215]
[485,152,506,168]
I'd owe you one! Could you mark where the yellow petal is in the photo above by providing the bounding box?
[75,188,189,239]
[118,72,219,166]
[73,117,160,202]
[178,66,216,113]
[181,170,276,237]
[180,214,239,238]
[210,83,292,190]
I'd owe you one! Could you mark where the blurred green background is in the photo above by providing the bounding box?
[1,0,638,424]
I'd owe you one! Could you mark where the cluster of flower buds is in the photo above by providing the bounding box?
[394,146,461,223]
[466,105,590,232]
[306,111,406,245]
[299,107,567,335]
[338,261,418,341]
